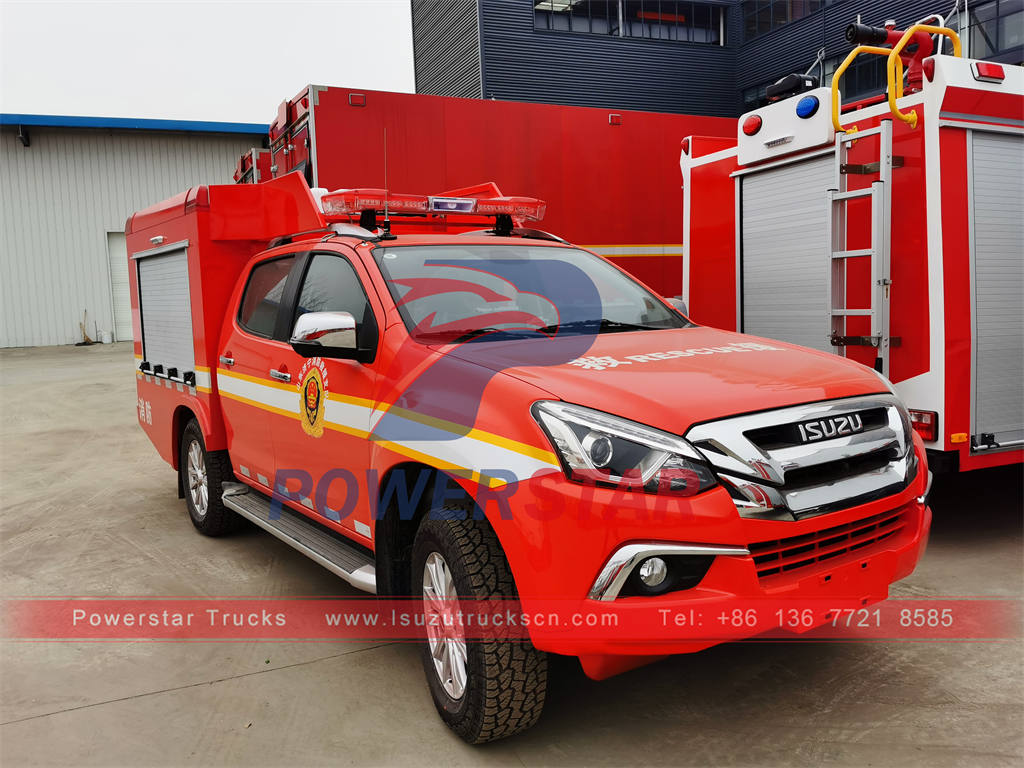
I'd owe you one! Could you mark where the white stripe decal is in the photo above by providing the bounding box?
[217,373,296,412]
[216,370,559,483]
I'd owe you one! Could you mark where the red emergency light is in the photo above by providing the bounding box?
[321,189,429,216]
[742,115,762,136]
[475,196,547,221]
[973,62,1005,83]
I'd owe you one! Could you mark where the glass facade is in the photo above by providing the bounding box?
[960,0,1024,59]
[534,0,725,44]
[740,0,828,41]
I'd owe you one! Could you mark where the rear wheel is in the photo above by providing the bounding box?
[412,513,547,743]
[180,419,238,536]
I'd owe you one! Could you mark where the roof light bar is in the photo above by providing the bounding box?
[320,187,547,224]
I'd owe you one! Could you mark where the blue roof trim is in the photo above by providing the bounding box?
[0,113,268,135]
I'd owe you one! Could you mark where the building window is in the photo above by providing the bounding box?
[960,0,1024,60]
[534,1,725,44]
[741,1,826,41]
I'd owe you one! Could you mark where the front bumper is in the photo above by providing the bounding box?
[499,439,932,673]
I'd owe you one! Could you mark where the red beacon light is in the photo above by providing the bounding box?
[321,189,429,217]
[973,62,1005,83]
[475,196,546,222]
[742,115,762,136]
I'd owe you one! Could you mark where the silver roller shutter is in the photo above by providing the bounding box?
[107,233,132,342]
[137,247,195,374]
[972,131,1024,448]
[740,155,833,353]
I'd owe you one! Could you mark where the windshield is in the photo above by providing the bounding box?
[373,244,689,343]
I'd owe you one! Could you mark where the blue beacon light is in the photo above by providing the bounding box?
[796,95,820,119]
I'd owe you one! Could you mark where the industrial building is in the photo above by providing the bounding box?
[411,0,1024,115]
[0,116,264,348]
[2,1,1020,349]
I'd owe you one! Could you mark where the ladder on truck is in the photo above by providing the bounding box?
[825,118,897,375]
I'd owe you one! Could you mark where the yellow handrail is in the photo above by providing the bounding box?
[831,25,963,133]
[831,45,894,133]
[886,25,962,129]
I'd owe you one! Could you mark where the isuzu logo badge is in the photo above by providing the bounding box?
[797,413,864,443]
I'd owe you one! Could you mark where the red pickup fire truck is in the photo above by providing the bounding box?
[127,173,931,742]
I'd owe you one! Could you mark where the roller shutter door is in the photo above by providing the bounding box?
[740,156,833,353]
[137,248,195,374]
[107,232,132,342]
[972,132,1024,448]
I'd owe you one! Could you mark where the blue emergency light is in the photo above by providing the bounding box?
[796,95,820,119]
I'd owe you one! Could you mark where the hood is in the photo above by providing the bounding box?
[440,326,889,434]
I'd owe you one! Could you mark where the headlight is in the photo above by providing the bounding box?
[531,401,717,496]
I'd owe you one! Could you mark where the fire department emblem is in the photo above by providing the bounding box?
[298,357,328,438]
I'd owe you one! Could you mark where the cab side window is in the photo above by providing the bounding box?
[238,256,295,338]
[295,253,378,350]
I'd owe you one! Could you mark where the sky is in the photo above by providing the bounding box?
[0,0,416,124]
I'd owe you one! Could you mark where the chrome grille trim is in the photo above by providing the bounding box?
[686,395,915,520]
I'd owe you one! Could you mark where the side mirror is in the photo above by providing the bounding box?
[290,311,360,360]
[664,296,689,316]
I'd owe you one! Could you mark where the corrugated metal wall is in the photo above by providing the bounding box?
[0,127,257,348]
[412,0,999,116]
[478,0,737,116]
[412,0,483,98]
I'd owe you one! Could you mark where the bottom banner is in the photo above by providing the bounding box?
[3,597,1019,643]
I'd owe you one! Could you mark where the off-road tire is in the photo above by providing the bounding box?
[180,419,239,536]
[413,512,548,743]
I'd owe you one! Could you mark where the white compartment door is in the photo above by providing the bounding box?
[137,247,195,375]
[972,131,1024,448]
[740,155,833,353]
[106,232,132,342]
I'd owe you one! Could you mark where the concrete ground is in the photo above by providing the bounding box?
[1,342,1021,767]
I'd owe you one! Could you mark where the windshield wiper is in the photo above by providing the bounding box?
[415,327,538,343]
[536,318,659,335]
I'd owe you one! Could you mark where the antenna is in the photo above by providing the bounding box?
[379,127,396,240]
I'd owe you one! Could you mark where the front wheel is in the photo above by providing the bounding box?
[412,513,548,743]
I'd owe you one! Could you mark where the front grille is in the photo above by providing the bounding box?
[685,395,914,520]
[749,506,909,581]
[782,447,899,490]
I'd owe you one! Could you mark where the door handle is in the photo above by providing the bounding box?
[269,369,291,383]
[219,355,235,366]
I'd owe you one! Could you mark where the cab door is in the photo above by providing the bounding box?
[217,252,299,492]
[271,248,384,543]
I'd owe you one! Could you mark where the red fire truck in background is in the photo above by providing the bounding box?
[232,147,272,184]
[681,19,1024,474]
[232,86,733,296]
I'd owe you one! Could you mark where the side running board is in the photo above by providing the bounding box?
[221,482,376,594]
